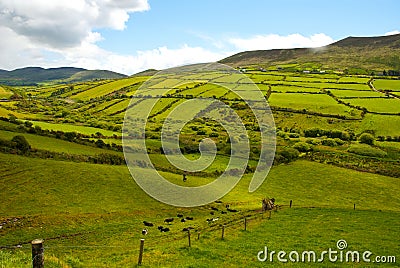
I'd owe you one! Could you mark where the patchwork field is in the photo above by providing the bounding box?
[0,67,399,267]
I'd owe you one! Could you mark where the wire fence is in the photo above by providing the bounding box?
[0,200,364,266]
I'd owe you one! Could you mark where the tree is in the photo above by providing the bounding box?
[359,133,375,145]
[12,135,31,153]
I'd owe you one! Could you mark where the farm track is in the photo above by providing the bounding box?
[369,79,400,100]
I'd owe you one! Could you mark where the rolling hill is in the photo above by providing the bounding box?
[0,67,127,86]
[220,33,400,72]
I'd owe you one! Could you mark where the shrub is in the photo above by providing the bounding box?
[293,142,313,152]
[304,127,322,137]
[11,135,31,153]
[306,138,320,145]
[333,138,345,146]
[359,133,375,145]
[209,132,219,137]
[196,130,206,135]
[348,144,387,158]
[321,138,337,147]
[276,147,300,163]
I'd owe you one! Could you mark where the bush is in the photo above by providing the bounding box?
[321,138,337,147]
[304,127,322,137]
[333,138,345,145]
[348,144,387,158]
[293,142,313,152]
[196,130,206,135]
[306,138,320,145]
[359,133,375,145]
[11,135,31,153]
[275,147,300,163]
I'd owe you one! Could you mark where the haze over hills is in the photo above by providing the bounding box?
[1,34,399,86]
[0,67,127,86]
[220,33,400,72]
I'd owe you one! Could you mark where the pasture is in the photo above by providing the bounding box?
[0,153,399,267]
[268,93,353,115]
[72,77,144,100]
[0,68,399,267]
[30,121,120,137]
[373,79,400,91]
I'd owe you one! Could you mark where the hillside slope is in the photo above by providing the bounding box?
[0,67,127,85]
[220,33,400,71]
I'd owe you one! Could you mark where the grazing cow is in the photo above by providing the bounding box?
[215,200,223,204]
[210,211,215,215]
[211,207,219,211]
[227,208,238,212]
[164,218,174,224]
[221,211,227,214]
[158,226,164,231]
[142,229,148,235]
[183,174,187,182]
[181,218,186,223]
[185,216,193,220]
[262,198,275,211]
[143,221,154,227]
[206,217,219,223]
[161,227,170,232]
[177,214,184,218]
[182,227,194,232]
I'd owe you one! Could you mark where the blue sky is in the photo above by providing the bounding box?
[100,0,399,53]
[0,0,399,74]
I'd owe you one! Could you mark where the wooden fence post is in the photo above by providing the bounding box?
[138,239,145,266]
[354,203,356,210]
[197,232,200,240]
[268,210,272,219]
[32,239,44,268]
[221,225,225,240]
[290,200,293,208]
[187,229,191,247]
[244,218,247,231]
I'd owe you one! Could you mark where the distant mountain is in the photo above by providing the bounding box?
[131,69,159,77]
[0,67,127,86]
[220,34,400,72]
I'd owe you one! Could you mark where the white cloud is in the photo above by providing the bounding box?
[0,0,149,48]
[385,30,400,36]
[0,0,230,75]
[0,2,338,76]
[60,43,229,75]
[229,33,334,51]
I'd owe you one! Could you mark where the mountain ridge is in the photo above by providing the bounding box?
[1,34,399,85]
[219,33,400,72]
[0,67,127,86]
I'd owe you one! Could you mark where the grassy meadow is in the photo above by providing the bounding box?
[0,67,399,267]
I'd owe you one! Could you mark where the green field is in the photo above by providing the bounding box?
[30,121,120,137]
[1,69,400,267]
[0,86,13,98]
[337,76,370,83]
[1,154,399,267]
[329,89,385,98]
[358,114,400,136]
[102,99,131,116]
[0,130,120,156]
[271,85,323,93]
[72,77,143,100]
[346,98,400,113]
[326,83,371,91]
[268,92,353,115]
[373,79,400,91]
